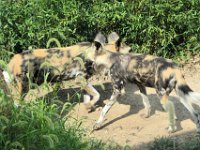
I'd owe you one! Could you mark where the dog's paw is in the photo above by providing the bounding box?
[93,122,102,130]
[167,125,177,133]
[84,102,96,113]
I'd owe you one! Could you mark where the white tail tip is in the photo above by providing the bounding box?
[3,71,13,83]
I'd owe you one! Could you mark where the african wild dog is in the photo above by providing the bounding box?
[87,35,200,133]
[3,32,131,111]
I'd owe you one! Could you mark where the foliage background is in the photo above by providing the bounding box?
[0,0,200,62]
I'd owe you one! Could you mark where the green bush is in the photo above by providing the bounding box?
[0,88,131,150]
[149,136,200,150]
[0,89,88,150]
[0,0,200,62]
[181,137,200,150]
[149,137,177,150]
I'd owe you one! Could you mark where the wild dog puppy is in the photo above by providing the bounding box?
[3,32,131,111]
[87,37,200,133]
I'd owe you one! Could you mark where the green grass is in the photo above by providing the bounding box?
[0,89,86,150]
[0,87,132,150]
[149,136,200,150]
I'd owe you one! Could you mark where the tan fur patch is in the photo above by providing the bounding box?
[104,44,130,54]
[162,68,175,80]
[60,57,71,66]
[144,55,157,61]
[127,59,137,71]
[161,94,168,105]
[8,54,23,76]
[62,45,91,58]
[162,67,186,85]
[16,77,23,95]
[32,49,48,58]
[104,44,117,52]
[96,52,113,68]
[139,67,151,74]
[162,68,175,81]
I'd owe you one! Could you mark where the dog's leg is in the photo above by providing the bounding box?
[14,76,28,106]
[158,90,177,133]
[155,76,177,132]
[137,83,151,118]
[93,89,120,130]
[83,83,100,112]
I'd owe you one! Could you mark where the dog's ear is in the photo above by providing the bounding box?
[94,41,101,51]
[108,32,122,50]
[94,32,106,51]
[115,37,122,48]
[107,32,120,44]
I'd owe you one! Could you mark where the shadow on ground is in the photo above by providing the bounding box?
[42,81,198,134]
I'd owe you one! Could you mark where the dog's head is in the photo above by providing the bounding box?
[66,32,131,78]
[86,32,131,61]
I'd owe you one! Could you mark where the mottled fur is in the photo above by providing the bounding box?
[5,32,131,112]
[89,40,200,133]
[7,43,92,95]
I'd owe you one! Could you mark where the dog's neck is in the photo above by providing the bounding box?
[94,50,131,71]
[95,50,114,69]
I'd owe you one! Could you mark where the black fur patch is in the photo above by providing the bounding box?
[115,38,122,51]
[156,59,177,90]
[46,49,64,58]
[163,75,176,90]
[94,41,102,51]
[178,85,192,95]
[130,54,144,63]
[21,50,33,55]
[85,60,94,79]
[109,61,127,91]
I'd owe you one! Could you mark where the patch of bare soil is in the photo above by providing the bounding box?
[68,60,200,148]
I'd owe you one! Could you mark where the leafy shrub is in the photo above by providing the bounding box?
[149,137,177,150]
[0,88,88,150]
[88,139,132,150]
[181,137,200,150]
[0,0,200,62]
[0,88,131,150]
[149,136,200,150]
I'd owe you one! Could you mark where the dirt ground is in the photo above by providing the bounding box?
[67,59,200,149]
[25,57,200,149]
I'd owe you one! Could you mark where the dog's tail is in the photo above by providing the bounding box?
[174,70,200,132]
[2,70,14,83]
[175,71,200,107]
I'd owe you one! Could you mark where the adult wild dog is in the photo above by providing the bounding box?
[3,32,131,110]
[88,35,200,133]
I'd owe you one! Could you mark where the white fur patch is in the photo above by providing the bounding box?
[186,92,200,105]
[83,95,90,104]
[2,71,13,83]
